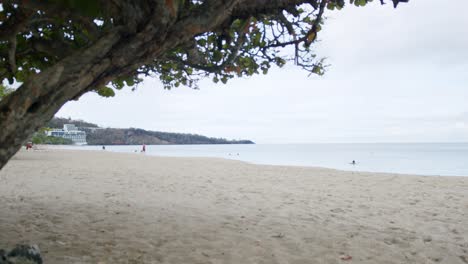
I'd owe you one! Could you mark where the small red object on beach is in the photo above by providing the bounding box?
[340,255,352,261]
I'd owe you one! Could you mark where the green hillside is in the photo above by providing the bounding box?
[48,118,254,145]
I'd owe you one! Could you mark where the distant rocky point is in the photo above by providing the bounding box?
[46,117,255,145]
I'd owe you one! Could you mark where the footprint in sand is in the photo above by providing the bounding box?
[104,193,116,198]
[384,237,399,245]
[330,208,345,213]
[423,236,432,243]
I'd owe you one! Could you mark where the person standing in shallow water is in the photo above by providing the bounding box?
[142,144,146,153]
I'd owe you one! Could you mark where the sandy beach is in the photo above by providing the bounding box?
[0,149,467,263]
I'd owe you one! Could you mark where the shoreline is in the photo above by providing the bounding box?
[39,145,468,178]
[1,149,467,263]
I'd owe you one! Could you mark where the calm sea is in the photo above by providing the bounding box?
[55,143,468,177]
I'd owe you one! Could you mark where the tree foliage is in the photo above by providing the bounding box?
[1,0,408,91]
[0,0,409,169]
[47,117,99,129]
[31,132,73,145]
[0,84,13,99]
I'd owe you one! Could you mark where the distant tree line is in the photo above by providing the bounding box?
[47,117,99,129]
[47,118,254,145]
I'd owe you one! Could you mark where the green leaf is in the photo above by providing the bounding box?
[124,76,135,87]
[112,79,125,89]
[97,86,115,97]
[312,65,324,75]
[220,76,228,84]
[197,39,207,46]
[212,50,222,62]
[355,0,367,6]
[252,33,261,46]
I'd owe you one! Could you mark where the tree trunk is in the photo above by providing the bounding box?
[0,30,126,170]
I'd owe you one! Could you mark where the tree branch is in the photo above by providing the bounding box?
[171,32,248,72]
[0,6,32,42]
[7,36,17,75]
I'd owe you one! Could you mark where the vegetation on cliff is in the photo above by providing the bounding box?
[30,128,73,145]
[49,118,254,145]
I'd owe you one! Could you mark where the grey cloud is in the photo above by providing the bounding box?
[57,0,468,144]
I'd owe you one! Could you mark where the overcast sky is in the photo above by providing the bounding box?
[57,0,468,143]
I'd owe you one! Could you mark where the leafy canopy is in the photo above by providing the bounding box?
[0,84,13,99]
[0,0,408,96]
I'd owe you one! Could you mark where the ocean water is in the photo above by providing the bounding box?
[55,143,468,177]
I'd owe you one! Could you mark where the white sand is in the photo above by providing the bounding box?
[0,149,467,264]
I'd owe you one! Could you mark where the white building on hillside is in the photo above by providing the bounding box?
[46,124,87,145]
